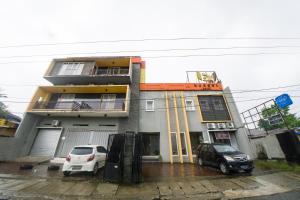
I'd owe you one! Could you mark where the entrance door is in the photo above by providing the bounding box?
[30,129,61,156]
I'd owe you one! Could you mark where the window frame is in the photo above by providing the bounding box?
[185,99,195,111]
[145,100,155,112]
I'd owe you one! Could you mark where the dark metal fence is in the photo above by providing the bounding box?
[103,133,143,184]
[241,99,289,138]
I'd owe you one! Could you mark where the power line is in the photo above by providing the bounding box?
[1,82,300,94]
[2,36,300,49]
[1,45,300,59]
[0,52,299,65]
[1,95,299,105]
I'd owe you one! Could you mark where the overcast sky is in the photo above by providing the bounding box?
[0,0,300,118]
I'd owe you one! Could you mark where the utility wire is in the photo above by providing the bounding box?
[1,82,300,94]
[1,95,299,105]
[2,36,300,49]
[0,52,300,65]
[1,45,300,59]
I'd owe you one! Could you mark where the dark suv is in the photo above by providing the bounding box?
[196,143,254,174]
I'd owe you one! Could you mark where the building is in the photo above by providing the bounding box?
[0,112,21,137]
[0,56,253,163]
[139,72,253,163]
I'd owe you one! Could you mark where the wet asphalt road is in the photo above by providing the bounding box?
[239,189,300,200]
[0,162,300,199]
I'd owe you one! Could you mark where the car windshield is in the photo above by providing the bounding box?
[213,144,237,153]
[71,147,93,155]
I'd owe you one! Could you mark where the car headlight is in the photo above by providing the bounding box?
[224,155,235,161]
[246,155,251,160]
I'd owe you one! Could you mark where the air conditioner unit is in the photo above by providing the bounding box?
[217,123,226,129]
[226,122,235,129]
[207,123,216,129]
[51,120,60,127]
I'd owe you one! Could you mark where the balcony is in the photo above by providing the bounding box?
[44,57,132,85]
[27,85,130,117]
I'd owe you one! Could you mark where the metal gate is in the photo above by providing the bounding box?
[57,127,117,157]
[30,129,62,156]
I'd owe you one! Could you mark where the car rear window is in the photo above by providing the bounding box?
[71,147,93,155]
[213,144,237,153]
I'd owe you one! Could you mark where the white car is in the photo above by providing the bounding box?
[62,145,107,176]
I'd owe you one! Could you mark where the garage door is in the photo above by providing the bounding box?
[57,127,117,157]
[30,129,61,156]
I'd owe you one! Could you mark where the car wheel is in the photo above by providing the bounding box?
[219,162,229,174]
[63,171,71,176]
[245,169,253,174]
[92,163,98,175]
[198,157,204,166]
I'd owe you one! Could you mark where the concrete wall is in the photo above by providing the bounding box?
[0,113,40,161]
[223,87,255,158]
[250,134,286,159]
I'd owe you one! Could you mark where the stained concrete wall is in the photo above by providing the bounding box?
[250,134,286,159]
[0,113,40,161]
[223,87,255,158]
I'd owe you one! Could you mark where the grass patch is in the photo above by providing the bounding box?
[255,160,300,173]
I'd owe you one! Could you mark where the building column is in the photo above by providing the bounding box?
[173,92,183,163]
[180,92,193,163]
[165,92,173,163]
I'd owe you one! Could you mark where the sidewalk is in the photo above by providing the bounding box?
[0,171,300,199]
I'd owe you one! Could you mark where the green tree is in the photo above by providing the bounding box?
[258,105,300,130]
[0,89,8,118]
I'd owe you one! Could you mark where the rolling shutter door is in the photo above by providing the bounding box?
[57,127,117,157]
[30,129,61,156]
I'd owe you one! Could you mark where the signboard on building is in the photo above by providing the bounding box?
[275,94,293,109]
[267,114,284,126]
[215,132,230,139]
[186,71,220,84]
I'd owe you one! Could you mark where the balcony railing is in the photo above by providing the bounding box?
[33,99,126,111]
[95,68,129,76]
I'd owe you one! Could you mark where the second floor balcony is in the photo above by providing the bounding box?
[27,85,130,117]
[44,57,132,85]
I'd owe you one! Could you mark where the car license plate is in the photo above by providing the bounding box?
[72,165,82,170]
[240,165,248,169]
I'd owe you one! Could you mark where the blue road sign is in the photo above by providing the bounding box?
[275,94,293,109]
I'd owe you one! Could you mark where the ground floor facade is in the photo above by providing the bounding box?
[0,88,253,163]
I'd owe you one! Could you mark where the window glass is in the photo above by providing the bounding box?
[59,62,84,75]
[213,144,237,153]
[171,132,178,155]
[190,132,204,154]
[180,132,187,155]
[141,133,160,156]
[146,100,155,111]
[185,99,195,111]
[198,95,231,121]
[97,146,107,153]
[71,147,93,155]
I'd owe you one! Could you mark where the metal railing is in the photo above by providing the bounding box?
[33,99,126,111]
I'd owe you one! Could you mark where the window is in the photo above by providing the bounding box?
[141,133,160,156]
[190,132,204,154]
[146,100,155,111]
[97,146,107,153]
[185,99,195,111]
[198,95,231,121]
[171,132,187,156]
[71,147,93,155]
[58,62,84,75]
[212,131,231,145]
[101,94,116,110]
